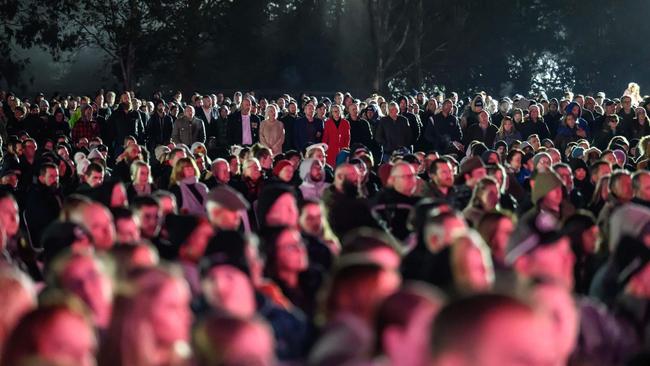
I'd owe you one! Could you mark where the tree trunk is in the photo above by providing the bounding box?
[413,0,423,87]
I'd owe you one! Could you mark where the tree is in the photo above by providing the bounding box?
[366,0,412,93]
[0,0,76,89]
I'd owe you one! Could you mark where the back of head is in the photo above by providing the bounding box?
[193,313,275,366]
[431,294,533,362]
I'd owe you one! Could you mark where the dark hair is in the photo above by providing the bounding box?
[259,225,292,279]
[39,162,58,176]
[85,162,104,176]
[562,210,596,257]
[428,158,451,176]
[131,195,159,210]
[506,148,524,164]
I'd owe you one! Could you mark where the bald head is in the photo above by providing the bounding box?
[334,163,360,193]
[70,202,115,251]
[389,162,417,196]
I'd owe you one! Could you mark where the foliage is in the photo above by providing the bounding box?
[3,0,649,98]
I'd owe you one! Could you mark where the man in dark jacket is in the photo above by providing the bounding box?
[426,99,463,154]
[371,162,420,242]
[24,162,63,248]
[146,99,174,152]
[398,95,421,148]
[228,97,260,146]
[293,102,323,152]
[22,104,44,144]
[195,95,219,134]
[464,110,498,148]
[375,102,412,161]
[280,101,299,151]
[107,102,144,149]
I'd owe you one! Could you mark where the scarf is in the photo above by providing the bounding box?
[179,176,207,216]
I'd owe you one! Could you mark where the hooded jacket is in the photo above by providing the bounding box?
[298,158,330,201]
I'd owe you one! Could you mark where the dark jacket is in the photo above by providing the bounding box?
[463,122,498,148]
[293,116,324,152]
[371,188,420,241]
[426,112,462,153]
[146,112,174,151]
[348,117,374,150]
[280,113,298,151]
[518,118,550,140]
[228,111,261,146]
[375,115,412,154]
[108,108,144,145]
[24,182,63,248]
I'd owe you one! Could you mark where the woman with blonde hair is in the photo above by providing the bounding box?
[169,157,209,216]
[495,116,522,146]
[127,160,155,200]
[98,266,192,366]
[624,82,642,107]
[260,104,285,156]
[636,135,650,169]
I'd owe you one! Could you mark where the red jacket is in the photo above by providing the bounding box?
[322,118,351,166]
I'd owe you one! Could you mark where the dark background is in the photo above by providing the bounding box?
[1,0,647,99]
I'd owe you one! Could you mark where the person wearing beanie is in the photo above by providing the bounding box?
[164,213,214,297]
[532,151,552,173]
[256,184,299,229]
[452,156,486,210]
[271,160,295,185]
[40,222,93,270]
[526,170,565,220]
[590,204,650,308]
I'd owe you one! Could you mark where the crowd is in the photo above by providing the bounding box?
[0,82,650,365]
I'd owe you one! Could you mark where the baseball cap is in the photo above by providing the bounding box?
[505,211,565,265]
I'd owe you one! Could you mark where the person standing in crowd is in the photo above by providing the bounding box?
[228,97,260,147]
[322,104,350,167]
[172,106,206,147]
[259,104,284,156]
[293,101,324,152]
[464,110,498,148]
[146,99,173,153]
[375,102,412,161]
[3,86,650,366]
[107,96,144,149]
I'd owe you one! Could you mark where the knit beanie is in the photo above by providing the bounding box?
[256,184,294,228]
[272,160,293,177]
[165,214,202,247]
[532,152,552,170]
[532,171,563,203]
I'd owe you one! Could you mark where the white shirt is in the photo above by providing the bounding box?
[203,107,212,124]
[242,113,252,145]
